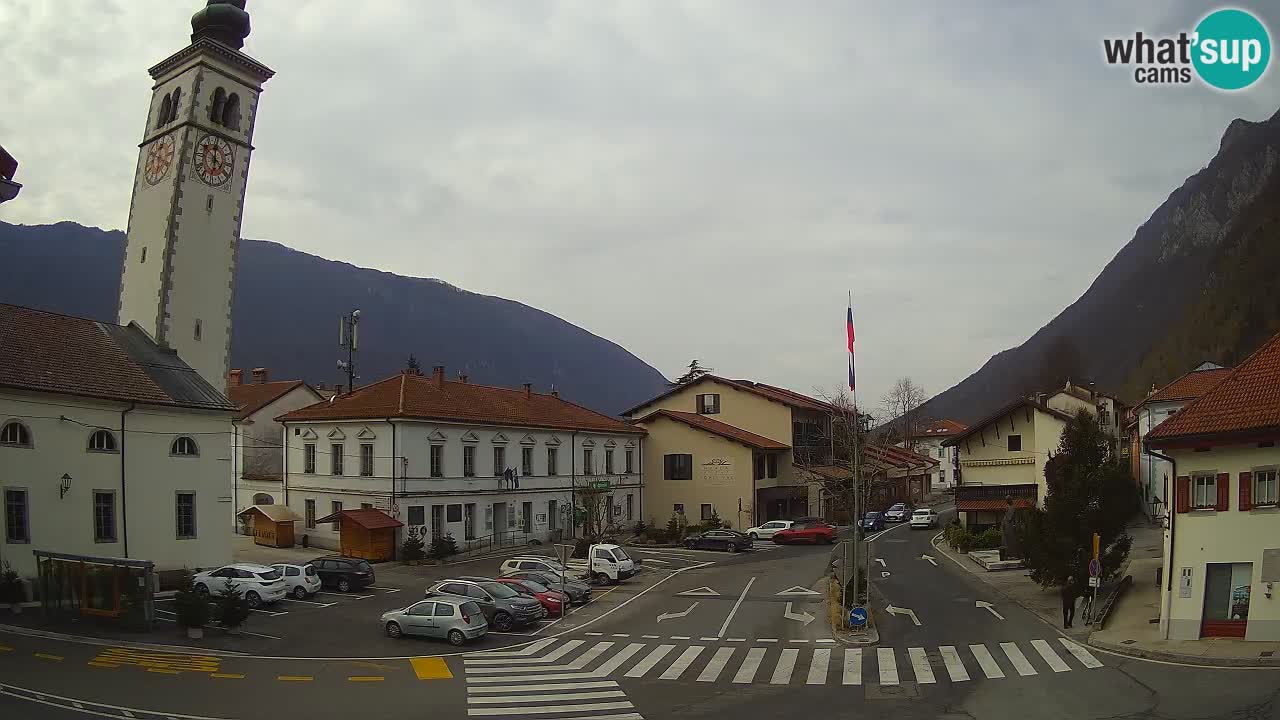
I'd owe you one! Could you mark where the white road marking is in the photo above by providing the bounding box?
[842,648,863,685]
[1031,639,1070,672]
[788,639,810,643]
[585,632,603,636]
[697,647,736,682]
[467,690,628,704]
[468,681,618,693]
[611,634,630,638]
[671,636,691,641]
[568,642,615,669]
[733,648,767,683]
[1000,642,1037,676]
[908,647,936,684]
[939,646,970,682]
[625,645,675,678]
[877,648,899,685]
[641,635,659,639]
[366,586,402,592]
[315,591,374,599]
[758,638,778,643]
[970,644,1005,678]
[465,640,584,665]
[726,638,745,642]
[468,671,600,684]
[770,648,799,684]
[466,701,634,716]
[1058,638,1104,669]
[699,637,720,641]
[815,639,836,644]
[806,648,831,685]
[716,576,756,638]
[643,558,671,565]
[659,646,705,680]
[278,597,336,607]
[473,638,559,657]
[594,643,646,676]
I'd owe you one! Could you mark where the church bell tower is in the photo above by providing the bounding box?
[118,0,274,394]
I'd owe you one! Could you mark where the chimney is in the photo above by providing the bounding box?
[228,369,243,387]
[432,365,445,386]
[551,390,559,399]
[458,373,469,384]
[251,367,268,384]
[523,383,532,398]
[317,382,326,390]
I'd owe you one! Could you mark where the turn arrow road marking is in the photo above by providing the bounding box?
[657,602,700,623]
[874,558,886,567]
[783,602,816,626]
[976,601,1005,620]
[885,604,922,626]
[921,555,938,566]
[677,587,720,597]
[776,586,821,597]
[881,571,891,578]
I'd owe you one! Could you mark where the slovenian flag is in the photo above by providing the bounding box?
[846,304,856,392]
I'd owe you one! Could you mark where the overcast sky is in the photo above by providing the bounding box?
[2,1,1277,410]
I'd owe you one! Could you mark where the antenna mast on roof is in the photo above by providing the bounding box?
[337,308,361,392]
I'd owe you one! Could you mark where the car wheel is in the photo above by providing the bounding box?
[728,543,738,553]
[385,621,403,638]
[448,629,467,646]
[685,541,696,549]
[337,577,352,593]
[492,612,514,632]
[195,583,209,597]
[593,572,610,586]
[246,591,262,609]
[293,585,308,600]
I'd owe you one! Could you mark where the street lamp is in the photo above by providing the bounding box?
[60,473,73,499]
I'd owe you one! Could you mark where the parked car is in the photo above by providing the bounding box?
[381,597,488,646]
[771,522,836,545]
[493,577,569,616]
[192,563,286,608]
[792,516,833,526]
[499,556,584,580]
[500,570,592,605]
[910,508,939,529]
[572,544,638,585]
[424,578,546,631]
[308,555,375,592]
[745,520,793,540]
[685,529,753,552]
[858,512,886,533]
[884,503,912,523]
[271,562,322,599]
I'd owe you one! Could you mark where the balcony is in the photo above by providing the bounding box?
[955,483,1037,511]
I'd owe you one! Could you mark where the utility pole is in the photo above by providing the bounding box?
[337,308,361,392]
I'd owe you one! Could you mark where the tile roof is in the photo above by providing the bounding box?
[865,444,939,469]
[0,304,235,411]
[314,508,403,530]
[1148,332,1280,443]
[237,504,302,523]
[956,498,1036,512]
[941,398,1074,447]
[278,372,644,435]
[1142,367,1234,405]
[622,375,837,416]
[911,418,968,438]
[634,409,790,450]
[229,379,312,420]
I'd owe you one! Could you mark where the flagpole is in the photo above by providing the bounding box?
[848,290,861,622]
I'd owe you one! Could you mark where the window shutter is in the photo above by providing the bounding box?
[1215,472,1230,511]
[664,455,673,480]
[1175,476,1190,513]
[1239,472,1252,511]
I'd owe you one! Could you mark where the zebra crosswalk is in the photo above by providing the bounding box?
[462,636,1104,691]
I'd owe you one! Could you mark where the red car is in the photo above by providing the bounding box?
[494,577,569,616]
[772,521,836,545]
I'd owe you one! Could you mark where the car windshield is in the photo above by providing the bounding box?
[611,548,630,561]
[522,580,549,593]
[890,504,906,511]
[255,569,282,581]
[914,510,930,515]
[460,601,482,617]
[866,513,881,519]
[482,582,520,599]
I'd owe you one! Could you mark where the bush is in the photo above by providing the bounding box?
[707,509,722,529]
[632,520,648,536]
[666,513,681,539]
[213,578,250,630]
[428,533,458,561]
[0,562,23,604]
[173,572,210,629]
[645,527,671,543]
[973,527,1003,551]
[943,523,1004,553]
[400,527,425,563]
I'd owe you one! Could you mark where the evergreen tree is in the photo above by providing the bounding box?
[406,354,422,374]
[671,360,713,386]
[400,526,425,562]
[213,578,250,630]
[428,532,459,560]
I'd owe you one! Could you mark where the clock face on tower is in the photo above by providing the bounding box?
[143,134,175,186]
[193,134,235,188]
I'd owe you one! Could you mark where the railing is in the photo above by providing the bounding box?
[454,528,567,557]
[955,484,1038,501]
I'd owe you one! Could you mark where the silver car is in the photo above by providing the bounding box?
[381,597,488,646]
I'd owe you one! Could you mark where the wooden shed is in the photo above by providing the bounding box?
[237,505,302,548]
[313,508,403,561]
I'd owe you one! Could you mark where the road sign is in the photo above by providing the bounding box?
[1088,576,1100,588]
[849,606,868,628]
[1088,558,1102,578]
[588,480,610,490]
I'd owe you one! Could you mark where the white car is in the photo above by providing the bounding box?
[745,520,794,540]
[192,563,287,608]
[909,508,939,529]
[271,562,322,599]
[884,503,912,523]
[499,556,584,579]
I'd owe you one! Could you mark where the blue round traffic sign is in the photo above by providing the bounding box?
[1088,558,1102,578]
[849,607,868,627]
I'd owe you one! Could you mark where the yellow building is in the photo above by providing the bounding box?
[1148,331,1280,642]
[624,376,836,529]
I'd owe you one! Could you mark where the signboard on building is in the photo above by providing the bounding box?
[589,480,610,490]
[702,458,735,487]
[1179,567,1194,599]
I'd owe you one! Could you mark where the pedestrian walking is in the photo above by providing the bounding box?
[1061,576,1079,628]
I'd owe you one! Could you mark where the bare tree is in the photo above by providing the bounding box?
[880,377,928,452]
[791,388,875,522]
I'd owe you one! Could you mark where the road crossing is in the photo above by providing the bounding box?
[462,636,1105,690]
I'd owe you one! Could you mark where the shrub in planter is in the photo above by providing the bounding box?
[1,562,25,610]
[173,573,210,639]
[401,527,425,564]
[973,527,1004,551]
[213,578,250,632]
[428,532,458,561]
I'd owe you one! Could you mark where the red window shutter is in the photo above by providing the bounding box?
[1239,472,1252,511]
[1215,473,1230,511]
[1175,476,1190,513]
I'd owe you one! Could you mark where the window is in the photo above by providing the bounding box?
[206,194,214,212]
[408,505,425,527]
[664,454,693,480]
[210,87,227,123]
[755,454,765,480]
[626,494,634,520]
[434,603,456,618]
[176,492,196,539]
[605,449,614,474]
[304,499,316,529]
[331,501,343,530]
[171,436,199,456]
[360,443,374,477]
[304,443,316,474]
[361,503,373,510]
[493,446,505,477]
[223,92,241,129]
[463,446,476,477]
[547,448,558,476]
[446,504,462,522]
[87,429,117,452]
[1193,474,1217,509]
[93,491,116,543]
[674,503,685,515]
[1099,408,1110,427]
[583,449,594,474]
[696,393,720,414]
[938,447,945,458]
[157,93,172,128]
[430,445,444,477]
[168,87,181,123]
[1,421,32,447]
[4,489,29,543]
[767,454,778,479]
[701,504,713,521]
[522,447,534,475]
[1253,469,1278,506]
[1007,435,1022,452]
[625,450,634,474]
[193,318,202,341]
[331,443,344,475]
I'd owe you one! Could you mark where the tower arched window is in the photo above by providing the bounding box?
[1,421,32,448]
[167,87,182,124]
[209,87,227,124]
[222,93,241,130]
[88,429,118,453]
[171,436,200,457]
[157,93,172,129]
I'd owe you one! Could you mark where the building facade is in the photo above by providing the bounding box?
[905,419,967,490]
[277,368,645,552]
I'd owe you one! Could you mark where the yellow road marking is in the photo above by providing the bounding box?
[34,653,63,661]
[88,662,118,668]
[210,673,245,679]
[348,676,385,682]
[277,675,313,682]
[147,668,180,674]
[0,645,12,652]
[93,647,219,673]
[410,657,453,680]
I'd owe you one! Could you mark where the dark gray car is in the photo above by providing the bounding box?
[425,578,546,631]
[501,570,593,604]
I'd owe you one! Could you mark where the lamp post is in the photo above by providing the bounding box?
[60,473,73,499]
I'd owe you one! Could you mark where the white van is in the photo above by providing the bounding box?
[582,544,636,585]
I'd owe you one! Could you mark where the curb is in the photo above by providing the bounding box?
[1087,635,1280,668]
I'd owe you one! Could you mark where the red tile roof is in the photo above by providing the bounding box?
[634,409,790,450]
[1148,332,1280,443]
[1142,367,1234,404]
[229,380,312,420]
[911,418,968,439]
[0,304,234,410]
[314,508,403,530]
[278,372,644,435]
[865,444,939,469]
[622,375,837,416]
[956,498,1036,512]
